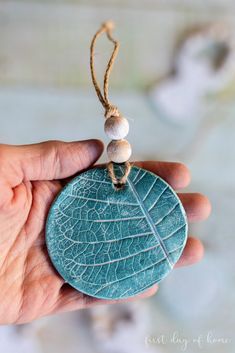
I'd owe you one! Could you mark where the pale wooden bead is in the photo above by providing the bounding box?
[107,139,132,163]
[104,116,129,140]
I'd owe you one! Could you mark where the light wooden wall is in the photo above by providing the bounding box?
[1,1,235,89]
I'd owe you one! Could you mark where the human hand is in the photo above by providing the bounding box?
[0,140,211,324]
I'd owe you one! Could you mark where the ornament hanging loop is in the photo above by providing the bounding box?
[90,21,132,187]
[90,21,121,118]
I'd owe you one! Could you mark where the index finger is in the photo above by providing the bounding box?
[133,161,191,190]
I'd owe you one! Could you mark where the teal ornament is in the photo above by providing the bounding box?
[46,165,188,300]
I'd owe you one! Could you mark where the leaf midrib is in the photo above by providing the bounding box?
[127,171,174,268]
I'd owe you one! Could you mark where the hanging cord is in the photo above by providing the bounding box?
[90,21,131,187]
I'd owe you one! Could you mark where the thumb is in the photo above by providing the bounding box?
[3,139,104,183]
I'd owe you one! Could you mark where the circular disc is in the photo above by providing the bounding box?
[46,165,188,300]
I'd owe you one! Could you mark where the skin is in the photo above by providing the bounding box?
[0,139,211,325]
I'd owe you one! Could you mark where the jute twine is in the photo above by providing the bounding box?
[90,21,131,187]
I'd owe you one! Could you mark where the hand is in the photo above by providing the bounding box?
[0,140,211,324]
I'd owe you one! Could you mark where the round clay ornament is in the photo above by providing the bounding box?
[46,165,187,300]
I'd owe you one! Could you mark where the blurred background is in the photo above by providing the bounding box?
[0,1,234,352]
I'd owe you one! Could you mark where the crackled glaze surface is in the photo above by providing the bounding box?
[46,166,188,299]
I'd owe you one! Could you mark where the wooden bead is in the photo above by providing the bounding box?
[107,139,132,163]
[104,116,129,140]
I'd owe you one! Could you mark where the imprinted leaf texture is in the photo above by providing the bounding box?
[46,166,188,299]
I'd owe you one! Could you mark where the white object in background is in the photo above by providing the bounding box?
[0,326,41,353]
[150,24,235,124]
[89,302,159,353]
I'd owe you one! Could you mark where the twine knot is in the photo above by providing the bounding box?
[104,105,120,119]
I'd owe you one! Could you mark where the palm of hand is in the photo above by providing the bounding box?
[0,141,211,324]
[0,179,66,324]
